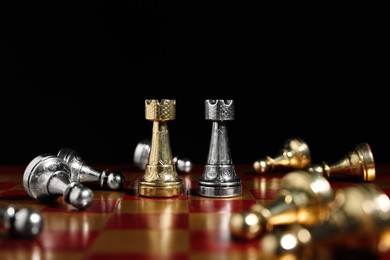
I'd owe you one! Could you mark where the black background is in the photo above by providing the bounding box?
[0,2,388,166]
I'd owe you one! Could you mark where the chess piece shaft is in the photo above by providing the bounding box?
[197,99,242,197]
[0,204,43,239]
[230,170,333,240]
[308,142,375,181]
[261,184,390,255]
[23,155,94,210]
[58,148,124,190]
[253,138,311,174]
[134,139,192,172]
[138,99,183,197]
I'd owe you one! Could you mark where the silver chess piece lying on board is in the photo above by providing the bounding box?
[58,147,125,190]
[0,204,43,239]
[133,139,192,172]
[23,154,94,210]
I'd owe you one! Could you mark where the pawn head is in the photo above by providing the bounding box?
[229,204,268,240]
[106,172,125,190]
[253,159,270,174]
[4,206,44,239]
[64,182,94,210]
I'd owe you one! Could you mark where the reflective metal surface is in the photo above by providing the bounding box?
[138,99,183,197]
[230,170,333,240]
[197,99,242,197]
[308,142,376,181]
[0,204,43,239]
[253,138,311,174]
[58,147,124,190]
[261,184,390,256]
[23,155,93,210]
[58,148,96,183]
[134,139,192,172]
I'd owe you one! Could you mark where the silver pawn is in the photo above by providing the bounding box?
[197,99,242,197]
[23,154,94,210]
[58,147,124,190]
[0,204,43,239]
[133,139,192,172]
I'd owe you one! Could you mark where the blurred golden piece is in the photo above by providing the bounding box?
[230,170,333,240]
[253,138,311,174]
[261,184,390,256]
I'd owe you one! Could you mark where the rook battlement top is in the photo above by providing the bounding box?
[205,99,234,121]
[145,99,176,121]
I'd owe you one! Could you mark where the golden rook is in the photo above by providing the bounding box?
[138,99,183,197]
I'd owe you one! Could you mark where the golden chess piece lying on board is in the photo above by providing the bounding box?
[253,138,311,174]
[229,170,333,240]
[0,204,44,239]
[133,139,192,172]
[308,142,375,182]
[58,147,125,190]
[138,99,183,197]
[23,154,94,210]
[261,184,390,256]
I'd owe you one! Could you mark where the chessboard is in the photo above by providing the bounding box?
[1,164,390,260]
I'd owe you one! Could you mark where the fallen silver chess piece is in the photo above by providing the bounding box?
[58,147,125,190]
[24,154,94,210]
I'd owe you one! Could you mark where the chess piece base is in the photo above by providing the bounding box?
[198,165,242,197]
[138,182,183,197]
[138,165,183,197]
[197,185,242,198]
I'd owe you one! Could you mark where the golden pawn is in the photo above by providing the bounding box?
[253,138,311,174]
[229,170,333,240]
[308,142,375,182]
[138,99,183,197]
[261,184,390,256]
